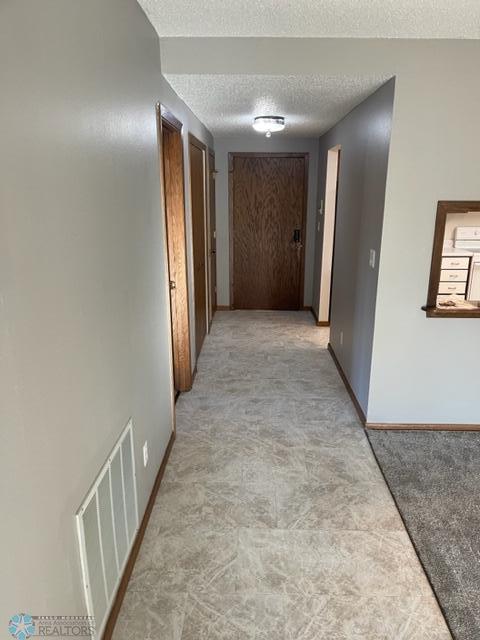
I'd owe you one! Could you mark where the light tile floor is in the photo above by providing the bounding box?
[113,311,451,639]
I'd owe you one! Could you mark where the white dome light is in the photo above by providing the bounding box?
[253,115,285,137]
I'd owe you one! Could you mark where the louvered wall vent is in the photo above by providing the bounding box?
[76,419,139,639]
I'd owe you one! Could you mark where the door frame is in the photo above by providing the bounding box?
[228,152,309,310]
[188,133,209,358]
[158,104,193,392]
[318,145,341,324]
[207,148,217,325]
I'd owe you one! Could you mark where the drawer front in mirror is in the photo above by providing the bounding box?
[438,282,467,295]
[440,269,469,282]
[441,257,470,270]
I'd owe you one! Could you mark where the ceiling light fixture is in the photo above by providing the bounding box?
[253,115,285,138]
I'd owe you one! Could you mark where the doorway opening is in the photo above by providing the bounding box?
[229,152,308,310]
[189,134,209,360]
[159,105,192,392]
[318,145,341,325]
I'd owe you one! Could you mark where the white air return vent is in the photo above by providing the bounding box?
[76,419,139,639]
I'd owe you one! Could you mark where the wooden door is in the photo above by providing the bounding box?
[230,153,308,309]
[208,150,217,319]
[160,108,192,392]
[189,135,207,359]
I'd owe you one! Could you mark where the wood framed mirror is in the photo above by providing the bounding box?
[424,201,480,318]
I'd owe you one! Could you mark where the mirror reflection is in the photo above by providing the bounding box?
[437,211,480,310]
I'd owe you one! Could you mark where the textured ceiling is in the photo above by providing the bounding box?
[163,74,391,137]
[139,0,480,38]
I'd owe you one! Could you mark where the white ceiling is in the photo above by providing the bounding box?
[163,74,391,137]
[139,0,480,38]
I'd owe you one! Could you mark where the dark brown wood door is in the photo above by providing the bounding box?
[208,151,217,319]
[231,154,307,309]
[189,137,207,359]
[161,117,192,392]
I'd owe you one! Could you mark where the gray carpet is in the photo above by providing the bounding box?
[367,429,480,640]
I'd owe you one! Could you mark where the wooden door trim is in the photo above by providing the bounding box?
[158,105,193,391]
[189,132,207,152]
[160,105,183,132]
[228,152,309,309]
[207,149,217,323]
[230,152,309,159]
[298,154,309,310]
[228,153,235,308]
[189,133,209,359]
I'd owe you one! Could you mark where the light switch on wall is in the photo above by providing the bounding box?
[143,441,149,467]
[369,249,376,269]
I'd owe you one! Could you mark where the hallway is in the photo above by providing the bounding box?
[113,311,450,639]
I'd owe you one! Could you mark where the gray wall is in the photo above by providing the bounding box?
[368,67,480,424]
[0,0,210,626]
[214,136,319,307]
[313,80,395,413]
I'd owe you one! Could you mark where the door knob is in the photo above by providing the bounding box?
[169,280,176,290]
[293,229,301,243]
